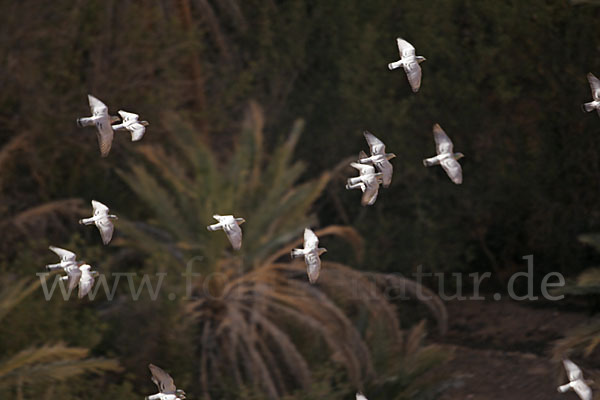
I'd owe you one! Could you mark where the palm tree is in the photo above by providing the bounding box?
[118,102,448,399]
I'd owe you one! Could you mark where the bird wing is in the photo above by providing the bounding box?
[361,181,379,206]
[304,228,319,250]
[117,110,139,123]
[128,122,146,142]
[350,162,375,175]
[403,61,422,92]
[95,218,115,245]
[563,359,584,382]
[66,267,82,291]
[363,131,386,155]
[88,95,108,116]
[441,158,463,184]
[225,223,243,250]
[433,124,454,155]
[95,115,114,157]
[49,246,76,262]
[396,38,415,58]
[92,200,109,217]
[78,270,95,299]
[356,393,368,400]
[572,380,592,400]
[149,364,177,394]
[358,150,368,160]
[587,73,600,101]
[305,252,321,284]
[378,159,393,187]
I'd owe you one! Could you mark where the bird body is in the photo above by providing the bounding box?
[76,95,115,157]
[112,110,149,141]
[557,359,593,400]
[146,364,186,400]
[79,200,118,245]
[583,73,600,117]
[359,131,395,187]
[46,246,79,271]
[423,124,464,184]
[291,228,327,284]
[388,38,426,92]
[207,214,245,250]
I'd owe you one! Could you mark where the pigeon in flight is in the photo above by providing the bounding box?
[356,393,368,400]
[388,38,426,92]
[146,364,186,400]
[558,359,593,400]
[76,95,119,157]
[291,228,327,284]
[583,72,600,118]
[359,131,395,187]
[423,124,464,184]
[112,110,149,141]
[79,200,118,245]
[207,214,246,250]
[46,246,79,271]
[346,151,383,206]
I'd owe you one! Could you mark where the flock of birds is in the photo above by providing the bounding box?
[36,37,600,399]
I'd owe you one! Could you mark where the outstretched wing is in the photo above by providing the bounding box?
[356,393,369,400]
[378,159,393,187]
[563,359,584,382]
[95,115,114,157]
[303,228,319,250]
[149,364,177,394]
[403,61,422,92]
[350,162,375,175]
[91,200,109,217]
[306,253,321,284]
[396,38,415,58]
[572,380,592,400]
[88,95,108,116]
[363,131,386,155]
[49,246,76,262]
[66,267,82,291]
[117,110,139,123]
[225,223,243,250]
[95,218,115,245]
[588,73,600,101]
[433,123,454,155]
[361,181,379,206]
[441,158,463,184]
[77,270,95,299]
[129,122,146,141]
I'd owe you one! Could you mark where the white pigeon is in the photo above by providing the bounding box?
[46,246,79,271]
[76,94,118,157]
[112,110,149,141]
[77,264,98,299]
[356,393,368,400]
[388,37,426,92]
[359,131,395,187]
[557,359,593,400]
[291,228,327,284]
[423,123,464,184]
[583,72,600,117]
[79,200,118,245]
[346,151,383,206]
[146,364,186,400]
[207,214,246,250]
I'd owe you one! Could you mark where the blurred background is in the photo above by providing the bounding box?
[1,0,600,399]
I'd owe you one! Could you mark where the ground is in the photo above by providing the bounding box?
[427,297,598,400]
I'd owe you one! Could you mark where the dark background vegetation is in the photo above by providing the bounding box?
[1,0,600,399]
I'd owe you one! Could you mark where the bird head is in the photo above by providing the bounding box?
[110,115,121,123]
[235,217,246,225]
[454,152,465,160]
[318,248,327,256]
[386,152,396,160]
[417,56,426,63]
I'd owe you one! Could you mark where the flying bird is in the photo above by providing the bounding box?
[359,131,395,187]
[46,246,79,271]
[388,38,426,92]
[423,124,464,184]
[112,110,149,141]
[146,364,186,400]
[346,151,383,206]
[583,72,600,117]
[207,214,246,250]
[558,359,593,400]
[79,200,118,245]
[76,95,118,157]
[291,228,327,284]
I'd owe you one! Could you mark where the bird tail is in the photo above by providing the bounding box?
[557,384,571,393]
[207,223,220,231]
[388,61,402,70]
[76,118,85,127]
[291,249,304,259]
[423,158,434,167]
[582,102,596,113]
